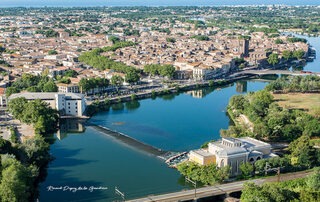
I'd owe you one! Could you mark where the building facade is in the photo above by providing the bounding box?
[57,83,79,93]
[9,92,86,117]
[189,137,276,175]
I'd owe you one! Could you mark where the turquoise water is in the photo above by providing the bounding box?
[89,81,268,151]
[290,34,320,72]
[39,80,269,202]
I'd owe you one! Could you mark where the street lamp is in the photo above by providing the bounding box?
[185,176,197,199]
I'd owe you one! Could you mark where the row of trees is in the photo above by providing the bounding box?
[177,161,231,185]
[191,35,210,41]
[8,98,59,134]
[254,135,320,172]
[6,73,58,97]
[78,45,140,84]
[265,75,320,92]
[78,77,109,93]
[102,40,137,52]
[143,64,176,78]
[267,49,305,66]
[241,167,320,201]
[287,37,308,43]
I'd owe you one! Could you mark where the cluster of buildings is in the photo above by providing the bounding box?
[189,137,277,175]
[0,8,310,118]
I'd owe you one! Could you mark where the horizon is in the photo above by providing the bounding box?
[0,0,319,8]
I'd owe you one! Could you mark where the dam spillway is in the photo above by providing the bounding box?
[87,123,174,157]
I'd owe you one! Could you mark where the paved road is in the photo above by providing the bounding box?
[127,170,313,202]
[233,69,320,76]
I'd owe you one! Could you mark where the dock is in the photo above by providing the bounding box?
[165,152,188,168]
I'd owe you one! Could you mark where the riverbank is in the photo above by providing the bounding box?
[85,74,253,115]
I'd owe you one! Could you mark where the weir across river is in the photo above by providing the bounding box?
[87,123,186,162]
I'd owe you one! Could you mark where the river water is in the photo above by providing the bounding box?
[39,34,319,202]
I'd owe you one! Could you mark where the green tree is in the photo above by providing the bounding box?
[111,75,124,89]
[63,69,78,78]
[166,37,176,43]
[160,65,176,79]
[0,159,33,202]
[306,167,320,191]
[21,135,50,167]
[5,87,20,97]
[0,136,13,154]
[240,161,253,179]
[282,50,293,61]
[108,36,120,44]
[239,63,246,69]
[241,182,270,202]
[268,53,280,66]
[288,135,315,168]
[43,81,58,92]
[293,49,305,60]
[229,95,249,111]
[48,50,57,55]
[26,86,40,92]
[79,78,92,93]
[125,69,140,84]
[8,97,27,120]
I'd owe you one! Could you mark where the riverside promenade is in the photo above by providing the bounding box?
[127,170,313,202]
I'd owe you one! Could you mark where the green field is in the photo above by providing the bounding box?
[273,93,320,115]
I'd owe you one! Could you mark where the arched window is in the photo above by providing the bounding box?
[221,159,224,167]
[249,158,254,162]
[256,157,261,161]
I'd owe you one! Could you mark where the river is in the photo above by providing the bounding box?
[39,34,319,202]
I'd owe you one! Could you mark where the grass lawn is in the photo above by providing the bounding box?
[272,93,320,114]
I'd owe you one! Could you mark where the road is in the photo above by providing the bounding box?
[127,170,313,202]
[232,69,320,76]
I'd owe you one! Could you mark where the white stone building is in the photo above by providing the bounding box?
[189,137,277,175]
[9,92,86,117]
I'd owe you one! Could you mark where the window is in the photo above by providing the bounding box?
[221,159,224,167]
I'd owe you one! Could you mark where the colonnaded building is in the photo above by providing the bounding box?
[189,137,277,175]
[9,92,86,117]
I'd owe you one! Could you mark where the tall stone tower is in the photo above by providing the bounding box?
[239,39,249,57]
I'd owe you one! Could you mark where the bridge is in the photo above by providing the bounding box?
[232,69,320,77]
[127,170,313,202]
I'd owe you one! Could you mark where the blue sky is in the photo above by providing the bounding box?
[1,0,319,7]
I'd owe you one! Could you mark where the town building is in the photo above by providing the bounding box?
[0,88,6,106]
[57,83,79,93]
[189,137,276,175]
[9,92,86,117]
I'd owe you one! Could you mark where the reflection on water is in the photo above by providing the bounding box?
[236,80,248,93]
[185,89,204,98]
[57,119,86,140]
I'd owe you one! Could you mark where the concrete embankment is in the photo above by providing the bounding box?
[88,75,253,106]
[87,123,172,157]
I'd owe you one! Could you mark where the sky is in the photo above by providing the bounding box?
[0,0,319,7]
